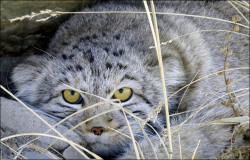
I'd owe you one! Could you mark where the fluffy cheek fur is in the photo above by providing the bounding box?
[78,101,159,156]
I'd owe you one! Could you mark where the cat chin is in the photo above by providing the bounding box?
[87,141,129,158]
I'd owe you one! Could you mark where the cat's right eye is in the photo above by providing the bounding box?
[62,89,83,104]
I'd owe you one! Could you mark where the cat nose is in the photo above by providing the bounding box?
[91,127,105,135]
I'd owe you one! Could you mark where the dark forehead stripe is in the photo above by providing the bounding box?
[62,42,68,46]
[123,103,138,108]
[80,36,91,42]
[85,36,91,41]
[64,25,69,29]
[92,34,98,39]
[72,45,79,50]
[129,41,135,46]
[61,71,66,75]
[69,54,74,59]
[79,37,85,42]
[119,49,124,56]
[41,93,60,103]
[91,68,100,77]
[75,65,83,71]
[146,121,161,134]
[48,110,76,119]
[114,34,121,40]
[106,63,112,70]
[55,103,76,110]
[62,54,68,60]
[137,93,152,106]
[113,50,124,57]
[86,49,92,54]
[83,49,94,63]
[120,74,137,82]
[117,63,127,69]
[113,51,119,57]
[72,45,81,51]
[89,54,94,63]
[105,89,111,95]
[67,65,74,71]
[103,47,109,53]
[63,78,70,83]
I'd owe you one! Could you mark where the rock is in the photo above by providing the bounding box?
[1,1,98,57]
[0,97,82,152]
[0,0,100,98]
[63,146,87,159]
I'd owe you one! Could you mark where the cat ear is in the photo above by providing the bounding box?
[11,55,44,89]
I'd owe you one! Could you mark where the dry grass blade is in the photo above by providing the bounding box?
[48,146,65,159]
[1,142,27,159]
[231,1,249,11]
[150,29,249,49]
[171,74,249,131]
[45,108,119,159]
[173,88,249,134]
[107,127,137,142]
[33,74,166,159]
[178,134,182,159]
[201,116,249,127]
[143,0,173,158]
[236,92,249,98]
[170,74,249,118]
[242,1,250,7]
[129,108,170,158]
[231,120,249,145]
[0,133,102,159]
[120,104,140,159]
[107,127,145,159]
[49,74,106,101]
[16,100,118,159]
[9,11,249,29]
[168,67,249,100]
[136,143,145,159]
[52,99,118,130]
[66,108,119,135]
[228,1,249,24]
[13,148,26,159]
[177,70,200,112]
[191,140,201,160]
[27,144,60,159]
[0,85,91,159]
[154,12,249,29]
[137,121,158,159]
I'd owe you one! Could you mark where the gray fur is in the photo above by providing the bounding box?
[12,1,249,159]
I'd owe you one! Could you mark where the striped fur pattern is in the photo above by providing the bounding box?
[12,1,249,159]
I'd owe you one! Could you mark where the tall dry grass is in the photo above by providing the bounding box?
[1,0,249,159]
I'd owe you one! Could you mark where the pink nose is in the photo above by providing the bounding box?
[91,127,105,135]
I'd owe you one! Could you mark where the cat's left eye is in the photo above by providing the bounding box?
[62,89,83,104]
[113,87,133,102]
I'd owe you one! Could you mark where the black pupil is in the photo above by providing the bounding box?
[119,89,123,93]
[70,91,75,95]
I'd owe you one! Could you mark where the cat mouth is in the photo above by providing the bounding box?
[84,133,113,144]
[87,140,129,159]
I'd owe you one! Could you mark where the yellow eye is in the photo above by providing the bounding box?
[62,89,83,104]
[113,87,133,102]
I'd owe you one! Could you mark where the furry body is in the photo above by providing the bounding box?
[12,1,249,159]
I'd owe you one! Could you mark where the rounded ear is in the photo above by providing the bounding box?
[11,55,45,102]
[12,56,44,87]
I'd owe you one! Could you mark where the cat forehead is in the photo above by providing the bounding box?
[46,53,145,95]
[51,40,145,76]
[55,49,135,75]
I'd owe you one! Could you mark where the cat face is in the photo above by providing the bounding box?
[12,46,164,157]
[11,4,196,157]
